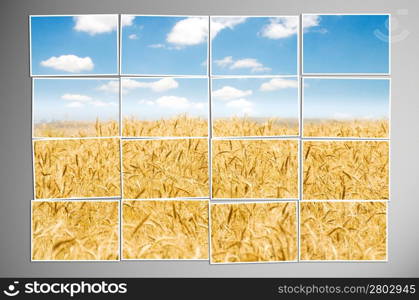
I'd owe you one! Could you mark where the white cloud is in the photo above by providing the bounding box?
[97,81,119,93]
[122,78,179,93]
[167,17,208,47]
[138,96,205,111]
[90,100,117,107]
[211,17,247,38]
[148,43,165,48]
[61,94,92,102]
[260,16,299,39]
[138,99,155,106]
[212,86,252,100]
[214,56,233,67]
[226,98,253,108]
[303,15,321,29]
[73,15,118,35]
[61,92,115,108]
[230,58,271,73]
[121,15,135,27]
[128,34,138,40]
[260,78,298,91]
[40,55,94,73]
[65,102,84,108]
[154,96,205,110]
[73,15,134,35]
[214,56,270,73]
[156,96,190,109]
[225,98,254,116]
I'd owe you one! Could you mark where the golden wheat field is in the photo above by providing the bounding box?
[122,139,209,199]
[34,139,121,199]
[213,117,299,137]
[212,140,298,199]
[32,201,119,260]
[303,141,389,200]
[123,200,208,259]
[34,119,119,138]
[210,202,297,263]
[303,119,389,138]
[123,115,208,137]
[300,201,387,261]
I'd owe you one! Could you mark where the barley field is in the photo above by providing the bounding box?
[123,115,208,137]
[123,200,208,259]
[303,141,389,200]
[210,202,297,263]
[34,119,119,138]
[34,138,120,199]
[122,139,209,199]
[300,201,387,260]
[213,117,299,137]
[303,119,389,138]
[32,201,119,260]
[212,140,298,199]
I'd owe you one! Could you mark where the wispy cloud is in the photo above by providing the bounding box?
[260,78,298,91]
[128,34,138,40]
[148,43,166,48]
[61,93,92,102]
[212,86,252,100]
[65,101,84,108]
[303,15,321,29]
[225,98,254,116]
[211,17,247,38]
[139,96,205,110]
[214,56,271,73]
[61,92,116,109]
[122,78,179,93]
[97,81,119,93]
[121,15,135,27]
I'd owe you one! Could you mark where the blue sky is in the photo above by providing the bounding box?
[31,15,118,75]
[303,14,389,74]
[212,77,299,119]
[122,78,208,120]
[121,16,208,75]
[303,78,390,119]
[211,17,298,75]
[33,79,119,123]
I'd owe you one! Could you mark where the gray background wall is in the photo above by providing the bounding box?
[0,0,418,277]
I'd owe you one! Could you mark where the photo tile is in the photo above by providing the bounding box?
[123,200,209,260]
[303,14,390,74]
[303,78,390,138]
[122,139,209,199]
[303,141,389,200]
[210,201,297,263]
[122,78,208,137]
[30,15,119,75]
[121,15,208,75]
[33,78,119,138]
[300,201,387,261]
[211,16,298,75]
[212,139,298,199]
[212,77,299,137]
[32,201,119,261]
[33,138,121,199]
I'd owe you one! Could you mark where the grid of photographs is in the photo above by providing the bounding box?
[30,14,390,262]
